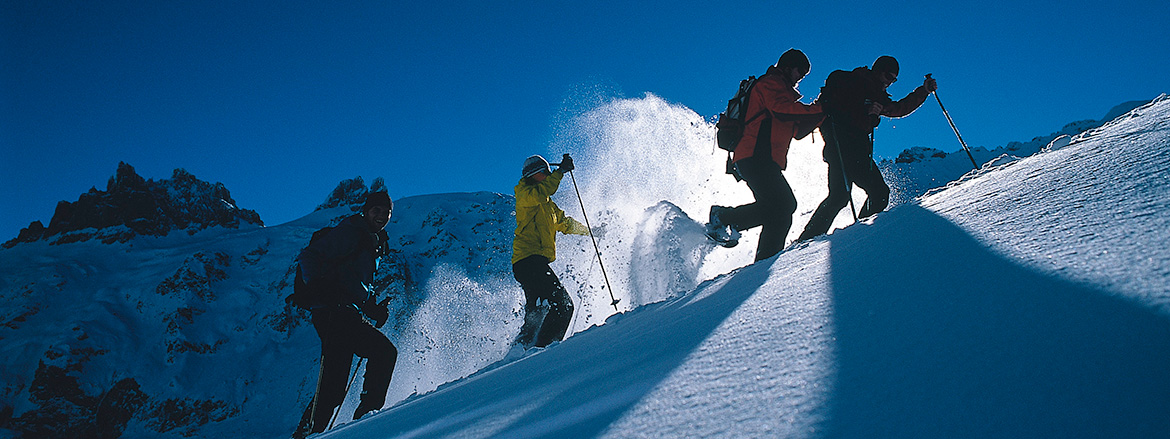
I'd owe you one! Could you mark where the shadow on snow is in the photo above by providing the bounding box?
[352,256,773,438]
[348,203,1170,439]
[826,204,1170,438]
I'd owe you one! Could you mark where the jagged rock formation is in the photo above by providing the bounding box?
[0,182,516,439]
[895,147,949,164]
[3,162,262,248]
[315,176,387,211]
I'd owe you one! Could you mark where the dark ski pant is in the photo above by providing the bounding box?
[512,255,575,348]
[799,123,890,240]
[306,305,397,432]
[721,157,798,262]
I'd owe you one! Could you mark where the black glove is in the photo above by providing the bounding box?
[374,230,390,256]
[362,297,390,329]
[559,153,574,172]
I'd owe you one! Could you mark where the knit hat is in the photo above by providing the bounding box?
[362,191,393,211]
[872,55,899,76]
[521,155,551,178]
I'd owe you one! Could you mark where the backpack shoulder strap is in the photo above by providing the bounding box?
[743,72,778,124]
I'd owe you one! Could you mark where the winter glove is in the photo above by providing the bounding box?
[559,153,575,173]
[362,297,390,329]
[374,229,391,256]
[923,75,938,93]
[563,217,590,236]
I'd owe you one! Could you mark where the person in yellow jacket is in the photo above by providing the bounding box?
[512,154,589,348]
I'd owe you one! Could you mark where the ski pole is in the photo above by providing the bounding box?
[828,121,859,223]
[557,158,620,311]
[307,352,326,433]
[328,357,366,430]
[927,74,978,170]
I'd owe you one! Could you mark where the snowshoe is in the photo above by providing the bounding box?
[705,206,740,248]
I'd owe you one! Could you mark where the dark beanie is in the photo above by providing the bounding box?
[872,55,899,75]
[776,48,811,72]
[363,191,393,211]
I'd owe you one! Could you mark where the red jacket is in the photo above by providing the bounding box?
[732,66,824,169]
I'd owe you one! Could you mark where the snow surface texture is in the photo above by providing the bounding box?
[323,96,1170,438]
[881,99,1149,206]
[1,93,1167,438]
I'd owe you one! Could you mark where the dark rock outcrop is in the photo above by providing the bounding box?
[896,147,949,164]
[316,176,387,211]
[4,162,262,248]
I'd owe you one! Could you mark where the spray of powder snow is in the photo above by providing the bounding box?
[323,93,871,420]
[333,264,521,427]
[545,93,863,333]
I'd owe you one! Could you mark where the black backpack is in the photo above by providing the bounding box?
[715,75,769,152]
[286,226,347,310]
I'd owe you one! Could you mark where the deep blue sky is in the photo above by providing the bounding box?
[3,0,1167,238]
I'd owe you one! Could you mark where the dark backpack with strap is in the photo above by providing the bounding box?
[715,75,769,152]
[286,226,347,310]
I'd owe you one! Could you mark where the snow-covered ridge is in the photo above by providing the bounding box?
[0,181,521,438]
[2,162,262,248]
[1,95,1166,439]
[882,99,1152,206]
[325,96,1170,439]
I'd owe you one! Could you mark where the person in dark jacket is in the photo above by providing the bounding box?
[297,191,397,434]
[797,56,937,241]
[706,48,824,261]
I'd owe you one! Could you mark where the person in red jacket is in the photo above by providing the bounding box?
[706,48,824,261]
[796,55,937,241]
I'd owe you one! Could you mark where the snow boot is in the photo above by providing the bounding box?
[705,206,740,248]
[534,291,574,348]
[514,300,550,349]
[292,400,315,438]
[353,391,382,421]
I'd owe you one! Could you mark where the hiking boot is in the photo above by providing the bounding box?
[705,206,740,248]
[353,399,379,421]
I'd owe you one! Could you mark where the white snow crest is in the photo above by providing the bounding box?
[627,201,713,306]
[392,264,520,401]
[544,93,853,327]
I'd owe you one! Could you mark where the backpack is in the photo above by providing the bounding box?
[286,226,347,310]
[715,75,768,152]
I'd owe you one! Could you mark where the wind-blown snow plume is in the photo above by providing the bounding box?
[544,93,855,330]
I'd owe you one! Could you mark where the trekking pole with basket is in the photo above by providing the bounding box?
[828,121,859,223]
[927,74,979,169]
[327,357,367,430]
[555,155,620,312]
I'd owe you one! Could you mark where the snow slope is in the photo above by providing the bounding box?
[2,93,1166,439]
[320,97,1170,438]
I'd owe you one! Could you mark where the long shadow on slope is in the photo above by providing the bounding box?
[826,204,1170,438]
[360,257,775,439]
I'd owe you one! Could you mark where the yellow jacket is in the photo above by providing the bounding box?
[512,170,589,264]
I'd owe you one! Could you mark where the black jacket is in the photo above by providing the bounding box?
[297,214,384,307]
[817,66,931,160]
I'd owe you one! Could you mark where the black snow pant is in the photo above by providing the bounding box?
[512,255,575,348]
[720,156,798,262]
[799,122,890,241]
[306,304,397,432]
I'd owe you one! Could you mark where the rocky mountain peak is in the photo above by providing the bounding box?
[316,176,388,211]
[3,162,262,248]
